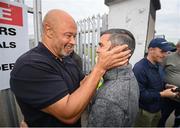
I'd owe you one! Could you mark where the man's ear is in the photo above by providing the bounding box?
[44,23,54,38]
[148,47,154,54]
[107,41,112,51]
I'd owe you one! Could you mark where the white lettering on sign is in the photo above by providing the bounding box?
[0,7,12,21]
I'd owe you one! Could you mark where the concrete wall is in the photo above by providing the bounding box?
[146,1,156,52]
[105,0,158,65]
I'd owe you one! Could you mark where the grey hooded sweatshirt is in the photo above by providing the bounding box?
[87,64,139,127]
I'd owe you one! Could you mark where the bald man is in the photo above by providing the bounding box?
[10,9,131,127]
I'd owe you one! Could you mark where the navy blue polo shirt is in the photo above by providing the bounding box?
[133,58,165,113]
[10,43,85,127]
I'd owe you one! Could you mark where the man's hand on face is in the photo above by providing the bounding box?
[96,43,131,72]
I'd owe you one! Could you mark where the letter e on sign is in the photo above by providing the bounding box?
[0,2,23,27]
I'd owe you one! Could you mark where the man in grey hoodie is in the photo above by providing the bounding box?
[87,29,139,127]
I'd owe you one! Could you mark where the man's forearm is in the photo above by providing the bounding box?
[66,63,105,117]
[42,64,105,123]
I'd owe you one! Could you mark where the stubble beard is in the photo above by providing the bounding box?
[61,50,70,57]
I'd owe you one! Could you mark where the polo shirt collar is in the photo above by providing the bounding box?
[144,58,159,69]
[37,42,59,60]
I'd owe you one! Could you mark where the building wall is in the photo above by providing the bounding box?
[106,0,156,65]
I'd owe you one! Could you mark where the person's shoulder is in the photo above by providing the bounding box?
[96,81,119,99]
[15,48,33,64]
[167,52,178,59]
[133,58,149,77]
[14,46,54,74]
[133,58,147,70]
[166,52,174,57]
[164,52,178,64]
[16,47,46,64]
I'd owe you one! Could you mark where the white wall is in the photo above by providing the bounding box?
[107,0,155,66]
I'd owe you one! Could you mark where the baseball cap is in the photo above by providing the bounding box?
[148,38,175,52]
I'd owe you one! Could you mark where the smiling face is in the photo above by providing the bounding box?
[64,43,75,55]
[148,47,168,63]
[53,16,77,57]
[42,10,77,58]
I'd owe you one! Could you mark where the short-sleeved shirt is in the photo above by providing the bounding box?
[10,43,85,127]
[133,58,165,113]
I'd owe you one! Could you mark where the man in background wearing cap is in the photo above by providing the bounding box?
[133,38,177,127]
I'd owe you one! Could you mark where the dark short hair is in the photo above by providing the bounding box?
[101,28,136,55]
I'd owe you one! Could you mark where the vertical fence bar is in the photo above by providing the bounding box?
[83,20,87,73]
[75,22,80,54]
[91,16,96,67]
[87,18,91,72]
[79,20,84,72]
[33,0,42,46]
[96,14,101,59]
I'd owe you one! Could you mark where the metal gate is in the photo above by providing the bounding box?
[76,14,108,74]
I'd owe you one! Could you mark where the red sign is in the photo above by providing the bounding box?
[0,2,23,26]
